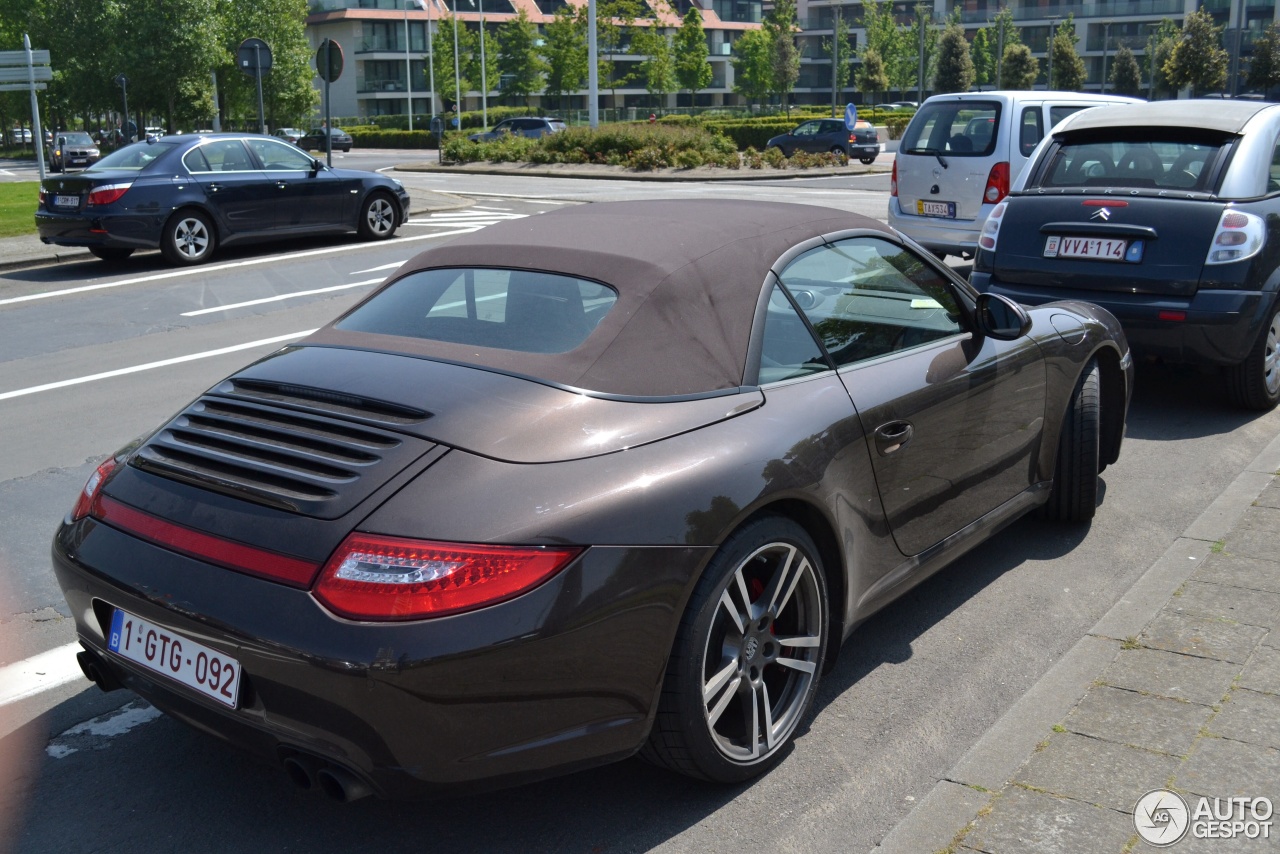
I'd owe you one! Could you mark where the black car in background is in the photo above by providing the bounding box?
[766,118,880,164]
[297,126,353,153]
[46,131,101,172]
[467,117,566,142]
[973,100,1280,410]
[36,133,409,265]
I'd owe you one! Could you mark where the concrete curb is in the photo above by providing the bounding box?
[870,427,1280,854]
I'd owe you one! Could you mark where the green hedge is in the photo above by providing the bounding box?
[348,129,438,149]
[711,120,804,151]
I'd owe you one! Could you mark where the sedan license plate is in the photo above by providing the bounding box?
[107,608,240,708]
[53,194,78,208]
[917,200,956,218]
[1045,235,1144,263]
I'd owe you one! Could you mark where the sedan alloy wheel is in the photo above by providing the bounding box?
[358,194,398,240]
[162,210,215,265]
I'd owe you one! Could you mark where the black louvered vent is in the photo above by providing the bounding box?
[132,396,433,518]
[224,379,430,425]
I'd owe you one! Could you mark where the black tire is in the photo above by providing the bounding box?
[641,515,829,782]
[160,209,216,266]
[89,247,134,263]
[1041,359,1101,522]
[860,156,876,165]
[1226,303,1280,411]
[357,193,399,241]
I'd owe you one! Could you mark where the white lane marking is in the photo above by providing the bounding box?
[0,168,15,177]
[0,227,487,309]
[468,205,512,211]
[0,330,316,402]
[0,642,87,707]
[351,261,406,275]
[47,701,164,758]
[180,278,384,316]
[423,210,523,218]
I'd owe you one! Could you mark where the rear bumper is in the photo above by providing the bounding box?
[53,517,706,798]
[972,273,1269,366]
[888,197,984,256]
[36,210,162,250]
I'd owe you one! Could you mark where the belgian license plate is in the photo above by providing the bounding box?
[70,158,86,165]
[107,608,241,708]
[1045,235,1140,262]
[53,194,78,207]
[917,200,956,218]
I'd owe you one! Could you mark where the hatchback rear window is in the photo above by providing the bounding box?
[901,101,1000,157]
[1034,135,1231,192]
[336,268,618,354]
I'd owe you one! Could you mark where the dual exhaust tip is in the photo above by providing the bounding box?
[77,648,372,803]
[281,753,372,803]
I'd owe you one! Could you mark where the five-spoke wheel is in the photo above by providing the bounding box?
[643,516,828,781]
[358,193,399,241]
[161,209,215,266]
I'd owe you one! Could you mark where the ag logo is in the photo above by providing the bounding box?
[1134,789,1190,846]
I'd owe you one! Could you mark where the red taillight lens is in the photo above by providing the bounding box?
[891,159,898,197]
[86,182,132,206]
[38,189,47,205]
[313,534,583,621]
[71,457,118,521]
[983,161,1010,204]
[978,200,1008,252]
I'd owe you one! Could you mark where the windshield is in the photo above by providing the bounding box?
[902,101,1000,157]
[337,268,618,355]
[1034,133,1232,192]
[58,132,95,146]
[88,140,177,171]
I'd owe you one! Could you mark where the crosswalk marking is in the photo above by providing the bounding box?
[404,209,529,231]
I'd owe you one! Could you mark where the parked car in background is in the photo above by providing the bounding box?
[889,91,1142,259]
[144,127,165,141]
[298,126,353,153]
[51,198,1130,800]
[972,99,1280,411]
[467,117,566,142]
[766,118,880,163]
[7,127,33,145]
[273,127,304,145]
[36,133,408,266]
[46,131,101,172]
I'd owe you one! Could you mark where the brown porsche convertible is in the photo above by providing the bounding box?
[53,199,1132,800]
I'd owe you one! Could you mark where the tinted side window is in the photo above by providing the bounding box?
[1048,105,1089,128]
[247,138,315,170]
[1019,107,1044,157]
[757,284,829,384]
[186,140,255,172]
[337,268,617,355]
[794,122,819,137]
[779,237,964,368]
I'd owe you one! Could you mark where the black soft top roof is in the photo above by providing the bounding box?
[311,199,887,396]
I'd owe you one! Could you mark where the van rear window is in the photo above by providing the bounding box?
[901,101,1000,157]
[1033,135,1231,192]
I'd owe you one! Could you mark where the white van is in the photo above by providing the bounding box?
[888,91,1142,259]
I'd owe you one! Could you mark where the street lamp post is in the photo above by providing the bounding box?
[1046,15,1060,90]
[1100,21,1111,94]
[404,0,426,131]
[478,0,488,129]
[452,0,463,128]
[427,0,437,118]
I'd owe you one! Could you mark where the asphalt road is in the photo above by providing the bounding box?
[0,165,1276,853]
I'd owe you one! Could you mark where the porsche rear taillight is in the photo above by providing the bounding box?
[1206,209,1265,265]
[978,201,1008,252]
[983,162,1010,205]
[71,457,118,521]
[86,182,132,206]
[313,534,583,621]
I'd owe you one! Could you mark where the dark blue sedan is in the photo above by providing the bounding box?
[36,133,410,265]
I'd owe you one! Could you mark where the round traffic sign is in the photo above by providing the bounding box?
[238,38,273,76]
[315,39,344,83]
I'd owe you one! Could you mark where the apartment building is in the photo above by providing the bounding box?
[305,0,766,118]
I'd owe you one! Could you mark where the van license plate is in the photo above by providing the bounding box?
[1045,235,1143,263]
[917,200,956,218]
[108,607,241,708]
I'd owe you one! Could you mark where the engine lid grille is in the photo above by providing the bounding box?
[132,396,433,518]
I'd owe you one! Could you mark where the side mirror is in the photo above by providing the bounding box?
[975,292,1031,340]
[311,158,323,174]
[57,136,66,145]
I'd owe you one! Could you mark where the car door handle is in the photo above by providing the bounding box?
[874,421,914,456]
[206,183,222,192]
[275,181,288,189]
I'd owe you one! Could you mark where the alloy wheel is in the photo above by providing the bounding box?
[1265,311,1279,397]
[174,217,210,260]
[365,198,394,236]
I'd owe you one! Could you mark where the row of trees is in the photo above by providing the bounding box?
[0,0,316,135]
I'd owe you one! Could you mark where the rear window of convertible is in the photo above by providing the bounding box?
[336,268,618,354]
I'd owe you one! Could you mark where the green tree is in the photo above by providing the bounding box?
[1001,43,1039,90]
[497,8,546,106]
[855,47,889,104]
[432,15,472,110]
[1110,44,1142,96]
[593,0,644,106]
[1246,21,1280,94]
[899,4,939,101]
[465,23,501,105]
[971,27,993,89]
[1049,15,1085,91]
[990,7,1020,88]
[823,9,853,106]
[1165,8,1227,96]
[631,26,676,108]
[933,20,974,94]
[731,27,772,106]
[1146,18,1181,99]
[217,0,316,130]
[118,0,223,130]
[763,0,799,110]
[541,5,588,107]
[674,6,713,102]
[21,0,122,132]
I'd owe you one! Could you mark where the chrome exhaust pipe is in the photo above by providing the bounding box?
[316,765,372,803]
